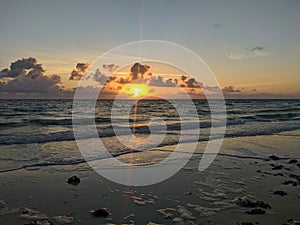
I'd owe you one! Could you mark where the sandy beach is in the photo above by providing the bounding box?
[0,130,299,225]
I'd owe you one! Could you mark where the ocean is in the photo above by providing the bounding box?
[0,99,300,173]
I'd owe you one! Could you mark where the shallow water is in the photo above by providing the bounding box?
[0,99,300,172]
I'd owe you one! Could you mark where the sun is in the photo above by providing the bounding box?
[122,84,149,97]
[133,87,142,97]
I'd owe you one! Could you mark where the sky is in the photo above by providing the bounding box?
[0,0,299,99]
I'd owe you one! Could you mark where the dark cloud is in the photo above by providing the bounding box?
[70,70,81,80]
[222,86,241,93]
[0,57,44,79]
[249,46,264,52]
[0,74,61,93]
[185,78,203,88]
[213,23,221,28]
[228,46,268,60]
[1,59,284,99]
[84,69,115,86]
[181,75,187,81]
[165,78,177,87]
[76,63,89,72]
[130,63,150,80]
[0,68,9,77]
[148,76,177,87]
[69,62,89,80]
[178,76,203,88]
[118,77,130,84]
[92,69,109,84]
[0,57,62,93]
[110,63,178,88]
[102,64,119,73]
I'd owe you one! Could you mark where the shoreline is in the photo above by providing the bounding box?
[1,129,300,175]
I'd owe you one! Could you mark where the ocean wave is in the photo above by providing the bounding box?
[255,107,300,113]
[27,117,155,126]
[29,117,112,125]
[0,120,299,145]
[2,111,298,128]
[240,112,300,122]
[0,147,293,174]
[0,121,27,127]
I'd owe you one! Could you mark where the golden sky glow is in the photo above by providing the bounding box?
[0,1,299,99]
[122,84,149,98]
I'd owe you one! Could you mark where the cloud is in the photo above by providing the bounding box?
[93,69,109,84]
[186,78,203,88]
[178,75,203,88]
[213,23,221,28]
[147,76,177,87]
[222,86,241,93]
[0,57,44,79]
[165,78,177,87]
[69,62,89,80]
[117,77,130,84]
[102,64,119,73]
[0,57,62,93]
[130,63,150,80]
[249,46,264,52]
[227,46,269,60]
[83,68,115,86]
[69,70,81,80]
[2,58,291,99]
[0,74,62,93]
[107,63,178,88]
[76,63,89,72]
[181,75,187,82]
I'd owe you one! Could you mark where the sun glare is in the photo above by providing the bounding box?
[122,84,149,97]
[133,87,141,96]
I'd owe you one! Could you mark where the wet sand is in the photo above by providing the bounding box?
[0,130,299,225]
